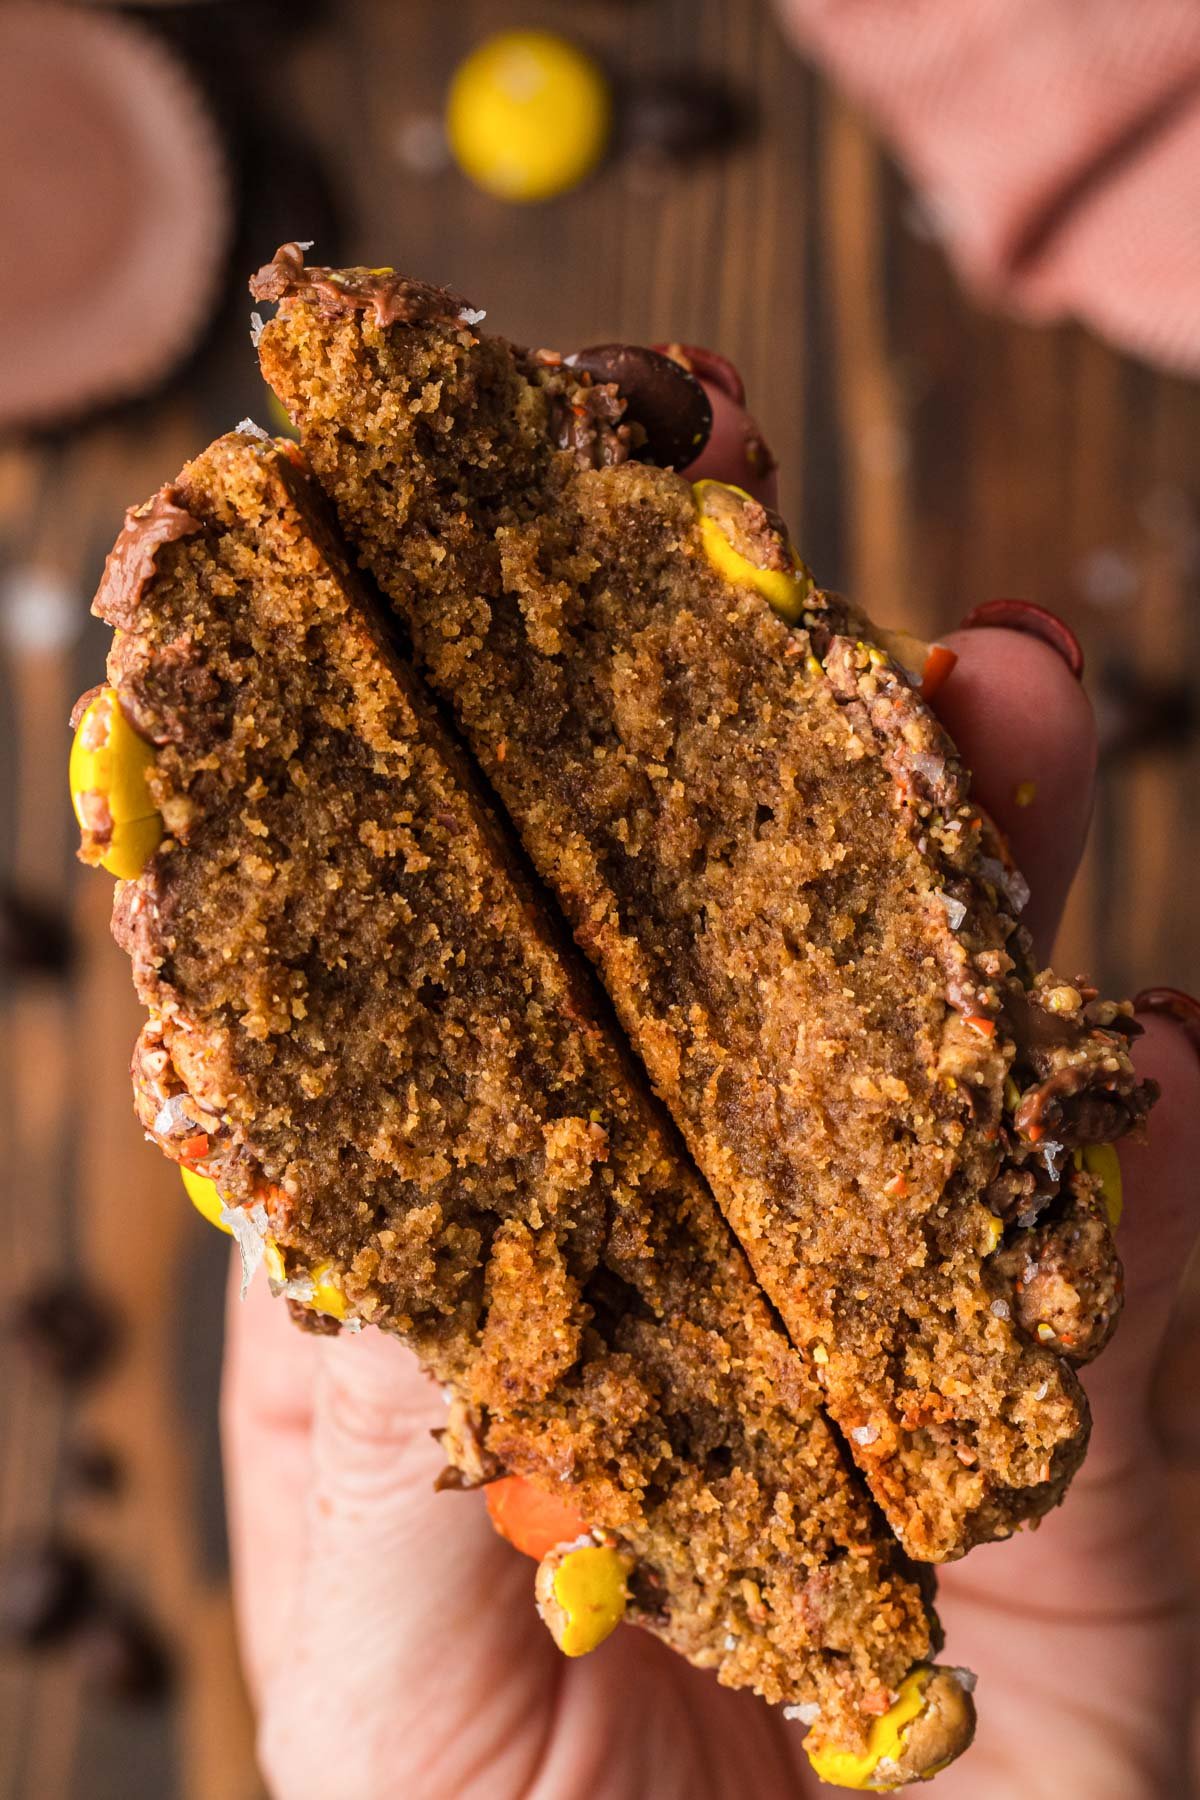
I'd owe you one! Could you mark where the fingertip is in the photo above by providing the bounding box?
[1118,1013,1200,1273]
[222,1254,318,1432]
[220,1264,318,1706]
[933,626,1098,956]
[682,379,779,506]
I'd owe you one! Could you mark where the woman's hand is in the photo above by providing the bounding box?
[222,397,1200,1800]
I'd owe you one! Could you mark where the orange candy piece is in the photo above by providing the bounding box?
[485,1476,591,1561]
[919,643,958,700]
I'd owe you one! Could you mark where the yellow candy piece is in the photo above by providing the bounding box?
[446,30,611,204]
[692,480,812,623]
[806,1666,933,1791]
[261,1241,348,1318]
[307,1261,348,1321]
[69,687,163,879]
[265,388,298,441]
[1080,1142,1123,1230]
[180,1165,233,1235]
[981,1212,1003,1256]
[535,1541,631,1657]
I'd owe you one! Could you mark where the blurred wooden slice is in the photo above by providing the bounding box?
[0,6,230,431]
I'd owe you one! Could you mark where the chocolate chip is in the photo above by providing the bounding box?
[653,342,746,408]
[285,1296,342,1335]
[10,1278,120,1385]
[65,1438,123,1498]
[567,345,712,470]
[1095,662,1197,758]
[0,1540,93,1648]
[616,73,754,164]
[77,1604,171,1703]
[0,886,74,977]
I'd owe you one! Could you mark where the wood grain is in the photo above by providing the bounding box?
[1,2,1197,1794]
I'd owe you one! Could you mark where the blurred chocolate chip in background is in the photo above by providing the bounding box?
[0,885,74,978]
[9,1277,120,1385]
[616,70,755,172]
[1095,661,1198,759]
[77,1602,172,1703]
[0,1540,94,1649]
[65,1438,124,1499]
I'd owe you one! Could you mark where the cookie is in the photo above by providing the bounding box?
[252,245,1155,1562]
[72,430,971,1780]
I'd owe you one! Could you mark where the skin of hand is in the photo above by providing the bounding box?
[221,403,1200,1800]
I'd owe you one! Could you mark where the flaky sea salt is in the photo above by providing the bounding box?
[935,891,967,931]
[978,854,1030,916]
[851,1424,879,1447]
[1040,1140,1067,1180]
[152,1092,209,1138]
[236,418,269,440]
[990,1298,1010,1319]
[249,311,266,347]
[783,1702,821,1727]
[221,1201,270,1297]
[272,1269,316,1305]
[459,306,487,326]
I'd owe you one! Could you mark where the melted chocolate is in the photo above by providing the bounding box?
[1014,1070,1151,1146]
[251,242,468,332]
[92,489,201,631]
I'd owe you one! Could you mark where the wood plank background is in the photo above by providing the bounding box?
[1,2,1197,1794]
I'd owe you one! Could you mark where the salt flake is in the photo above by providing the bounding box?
[221,1201,270,1298]
[936,891,967,931]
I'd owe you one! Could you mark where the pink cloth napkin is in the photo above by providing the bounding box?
[776,0,1200,376]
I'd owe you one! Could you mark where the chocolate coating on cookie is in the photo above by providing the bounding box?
[93,490,201,632]
[566,344,712,469]
[251,242,469,332]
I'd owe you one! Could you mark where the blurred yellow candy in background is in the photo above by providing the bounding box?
[446,29,611,203]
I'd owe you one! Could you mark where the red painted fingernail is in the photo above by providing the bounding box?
[1134,988,1200,1061]
[652,341,745,407]
[958,598,1084,681]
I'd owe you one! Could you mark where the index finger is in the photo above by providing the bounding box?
[932,625,1097,957]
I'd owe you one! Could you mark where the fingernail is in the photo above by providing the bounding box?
[654,342,779,489]
[652,342,746,407]
[957,598,1084,681]
[1134,987,1200,1061]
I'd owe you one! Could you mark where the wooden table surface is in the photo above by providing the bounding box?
[1,2,1197,1795]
